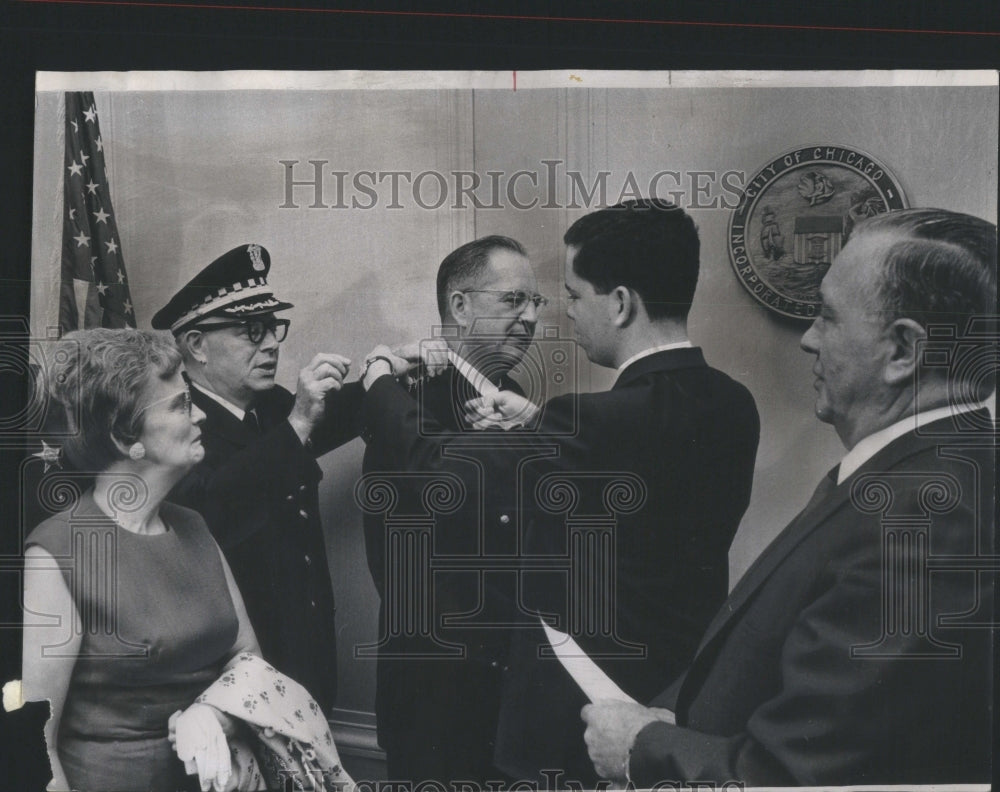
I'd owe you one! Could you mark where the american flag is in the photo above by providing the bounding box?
[59,91,135,334]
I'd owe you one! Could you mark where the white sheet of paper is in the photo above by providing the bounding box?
[447,349,500,397]
[540,618,638,704]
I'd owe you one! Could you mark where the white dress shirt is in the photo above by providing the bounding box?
[612,341,693,386]
[190,381,247,422]
[837,402,985,485]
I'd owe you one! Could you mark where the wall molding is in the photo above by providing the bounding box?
[329,707,385,761]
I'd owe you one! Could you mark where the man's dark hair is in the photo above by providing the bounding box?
[857,208,997,330]
[436,235,527,320]
[563,198,700,321]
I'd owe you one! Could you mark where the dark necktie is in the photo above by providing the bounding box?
[674,461,843,717]
[243,409,260,433]
[807,464,840,509]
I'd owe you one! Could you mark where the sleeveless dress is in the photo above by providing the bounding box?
[26,491,240,792]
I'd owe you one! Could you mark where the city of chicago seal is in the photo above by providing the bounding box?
[729,145,907,319]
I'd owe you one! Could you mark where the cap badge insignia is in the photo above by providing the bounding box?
[247,243,266,271]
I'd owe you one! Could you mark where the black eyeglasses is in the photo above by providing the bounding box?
[194,317,290,344]
[459,290,549,313]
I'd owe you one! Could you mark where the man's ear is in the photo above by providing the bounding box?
[883,317,926,386]
[448,291,471,330]
[608,286,636,328]
[178,329,208,365]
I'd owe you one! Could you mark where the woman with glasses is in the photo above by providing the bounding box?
[21,328,259,792]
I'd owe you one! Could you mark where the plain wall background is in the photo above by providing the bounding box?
[30,84,999,720]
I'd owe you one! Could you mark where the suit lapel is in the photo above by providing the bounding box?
[691,468,846,657]
[191,386,252,449]
[417,367,468,432]
[678,412,987,711]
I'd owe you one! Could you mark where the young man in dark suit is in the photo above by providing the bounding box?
[361,200,761,785]
[152,243,362,714]
[582,208,997,786]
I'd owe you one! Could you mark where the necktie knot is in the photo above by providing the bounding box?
[243,409,260,433]
[809,464,840,505]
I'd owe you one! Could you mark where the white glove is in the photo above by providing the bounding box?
[170,704,233,792]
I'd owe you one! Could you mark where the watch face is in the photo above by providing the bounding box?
[729,145,907,320]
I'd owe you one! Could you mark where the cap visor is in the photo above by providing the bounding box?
[218,296,294,318]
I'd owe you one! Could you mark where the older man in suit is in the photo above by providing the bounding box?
[361,200,760,785]
[153,244,362,714]
[582,208,997,786]
[358,235,543,784]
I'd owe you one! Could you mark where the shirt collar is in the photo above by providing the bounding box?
[837,402,985,484]
[190,381,247,421]
[612,340,693,386]
[446,349,501,397]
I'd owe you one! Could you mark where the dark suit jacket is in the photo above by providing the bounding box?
[171,381,362,712]
[361,365,528,782]
[630,414,995,786]
[362,348,760,781]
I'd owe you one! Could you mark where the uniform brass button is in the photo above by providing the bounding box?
[310,600,317,608]
[299,509,309,519]
[304,554,311,565]
[286,495,294,501]
[499,514,510,524]
[299,485,307,493]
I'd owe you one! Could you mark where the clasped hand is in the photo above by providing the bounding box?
[361,339,450,388]
[361,339,540,432]
[385,338,450,382]
[580,700,675,781]
[463,391,539,430]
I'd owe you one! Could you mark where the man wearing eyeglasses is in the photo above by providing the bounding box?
[152,243,362,715]
[361,201,761,785]
[357,235,546,786]
[429,234,545,400]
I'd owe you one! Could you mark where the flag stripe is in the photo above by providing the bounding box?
[60,91,136,333]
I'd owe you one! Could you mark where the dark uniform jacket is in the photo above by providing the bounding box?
[630,413,995,787]
[360,365,528,783]
[171,381,362,713]
[362,348,761,783]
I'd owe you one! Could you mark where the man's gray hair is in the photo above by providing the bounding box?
[856,208,996,330]
[856,208,996,400]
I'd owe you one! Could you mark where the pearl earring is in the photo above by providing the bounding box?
[128,442,146,461]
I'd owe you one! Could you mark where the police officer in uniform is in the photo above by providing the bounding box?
[153,243,362,713]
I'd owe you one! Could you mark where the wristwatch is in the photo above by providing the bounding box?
[361,354,394,381]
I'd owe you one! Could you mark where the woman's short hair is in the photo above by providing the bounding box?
[48,328,183,471]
